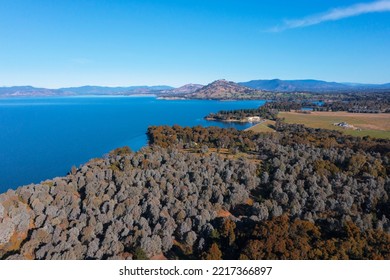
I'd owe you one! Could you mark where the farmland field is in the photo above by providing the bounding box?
[278,111,390,139]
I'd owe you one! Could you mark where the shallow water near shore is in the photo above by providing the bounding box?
[0,96,265,191]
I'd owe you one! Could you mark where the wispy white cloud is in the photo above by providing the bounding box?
[270,0,390,32]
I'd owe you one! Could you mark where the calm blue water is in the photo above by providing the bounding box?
[0,96,265,191]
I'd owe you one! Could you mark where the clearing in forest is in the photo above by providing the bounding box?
[278,111,390,139]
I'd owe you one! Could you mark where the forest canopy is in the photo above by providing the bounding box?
[1,123,389,260]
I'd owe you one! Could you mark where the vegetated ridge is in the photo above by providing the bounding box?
[240,79,390,92]
[162,84,204,95]
[2,79,390,98]
[185,79,265,100]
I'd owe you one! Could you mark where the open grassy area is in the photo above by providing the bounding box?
[279,111,390,139]
[246,120,276,133]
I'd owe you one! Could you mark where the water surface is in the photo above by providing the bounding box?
[0,96,265,191]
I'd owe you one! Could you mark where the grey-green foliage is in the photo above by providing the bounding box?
[1,123,389,260]
[0,146,257,259]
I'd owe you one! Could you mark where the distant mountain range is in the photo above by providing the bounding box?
[60,85,173,95]
[1,78,389,97]
[0,86,63,97]
[239,79,390,92]
[0,85,174,97]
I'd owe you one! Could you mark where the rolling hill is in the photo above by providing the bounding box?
[1,79,389,98]
[187,79,263,100]
[239,79,390,92]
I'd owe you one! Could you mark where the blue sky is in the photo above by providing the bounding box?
[0,0,389,87]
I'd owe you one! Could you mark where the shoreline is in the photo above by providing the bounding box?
[0,94,158,99]
[204,117,263,124]
[205,117,267,133]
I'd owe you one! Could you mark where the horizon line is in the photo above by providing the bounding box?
[1,78,390,89]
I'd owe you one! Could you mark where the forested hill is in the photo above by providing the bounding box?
[240,79,390,93]
[0,123,389,260]
[185,79,267,100]
[2,80,390,98]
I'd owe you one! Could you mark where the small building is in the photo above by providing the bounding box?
[333,122,354,129]
[246,116,261,122]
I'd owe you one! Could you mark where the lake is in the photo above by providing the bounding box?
[0,96,265,191]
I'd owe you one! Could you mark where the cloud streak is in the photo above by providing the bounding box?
[271,0,390,32]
